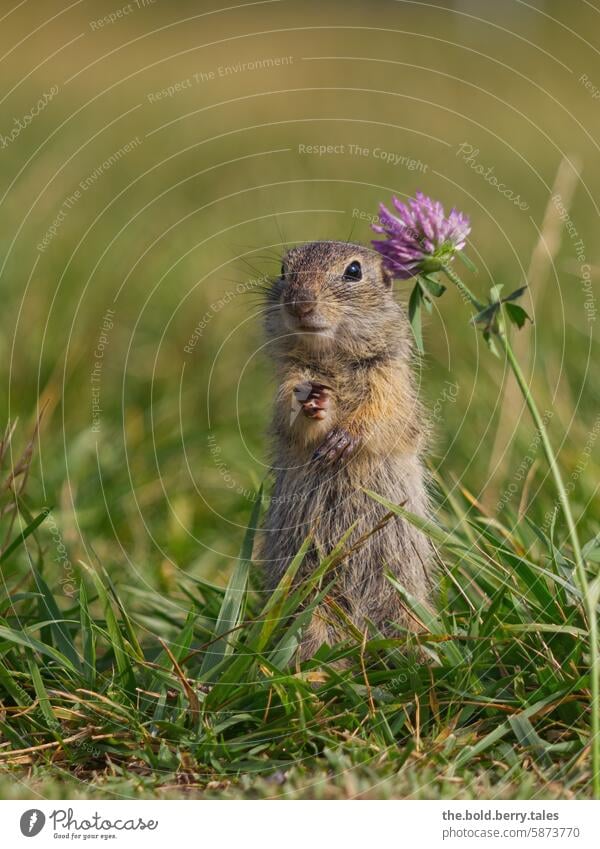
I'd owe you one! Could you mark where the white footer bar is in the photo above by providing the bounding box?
[1,799,598,848]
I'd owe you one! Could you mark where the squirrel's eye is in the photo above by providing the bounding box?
[343,260,362,281]
[280,263,286,277]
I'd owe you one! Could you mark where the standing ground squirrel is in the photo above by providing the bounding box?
[260,241,432,658]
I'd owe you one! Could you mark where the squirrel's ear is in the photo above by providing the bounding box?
[381,263,393,289]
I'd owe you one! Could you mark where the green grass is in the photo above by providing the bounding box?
[0,0,599,799]
[0,424,598,798]
[0,761,581,801]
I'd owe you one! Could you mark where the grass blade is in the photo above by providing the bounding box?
[0,507,50,565]
[199,487,263,679]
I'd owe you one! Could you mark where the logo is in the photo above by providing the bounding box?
[19,810,46,837]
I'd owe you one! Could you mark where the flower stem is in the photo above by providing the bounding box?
[442,264,484,311]
[442,265,600,797]
[498,330,599,797]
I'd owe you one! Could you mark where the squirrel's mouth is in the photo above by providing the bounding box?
[297,321,331,333]
[292,314,332,333]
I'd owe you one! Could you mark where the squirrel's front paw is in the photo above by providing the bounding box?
[293,381,331,421]
[312,427,358,464]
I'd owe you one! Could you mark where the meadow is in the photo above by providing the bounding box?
[0,0,598,799]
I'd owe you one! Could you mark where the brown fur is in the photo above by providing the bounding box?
[259,241,432,658]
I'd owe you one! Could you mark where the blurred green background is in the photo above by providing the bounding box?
[1,0,598,598]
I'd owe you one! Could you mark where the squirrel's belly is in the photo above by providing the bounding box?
[261,454,430,596]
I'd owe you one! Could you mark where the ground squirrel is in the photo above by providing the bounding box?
[260,241,432,658]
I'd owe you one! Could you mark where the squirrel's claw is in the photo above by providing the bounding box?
[312,428,357,464]
[294,381,331,420]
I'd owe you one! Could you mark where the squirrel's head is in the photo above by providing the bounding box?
[265,241,408,358]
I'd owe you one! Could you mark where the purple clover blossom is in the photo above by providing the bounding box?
[371,192,471,280]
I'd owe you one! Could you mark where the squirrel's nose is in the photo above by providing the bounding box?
[289,289,316,319]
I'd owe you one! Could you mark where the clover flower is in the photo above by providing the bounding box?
[371,192,471,280]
